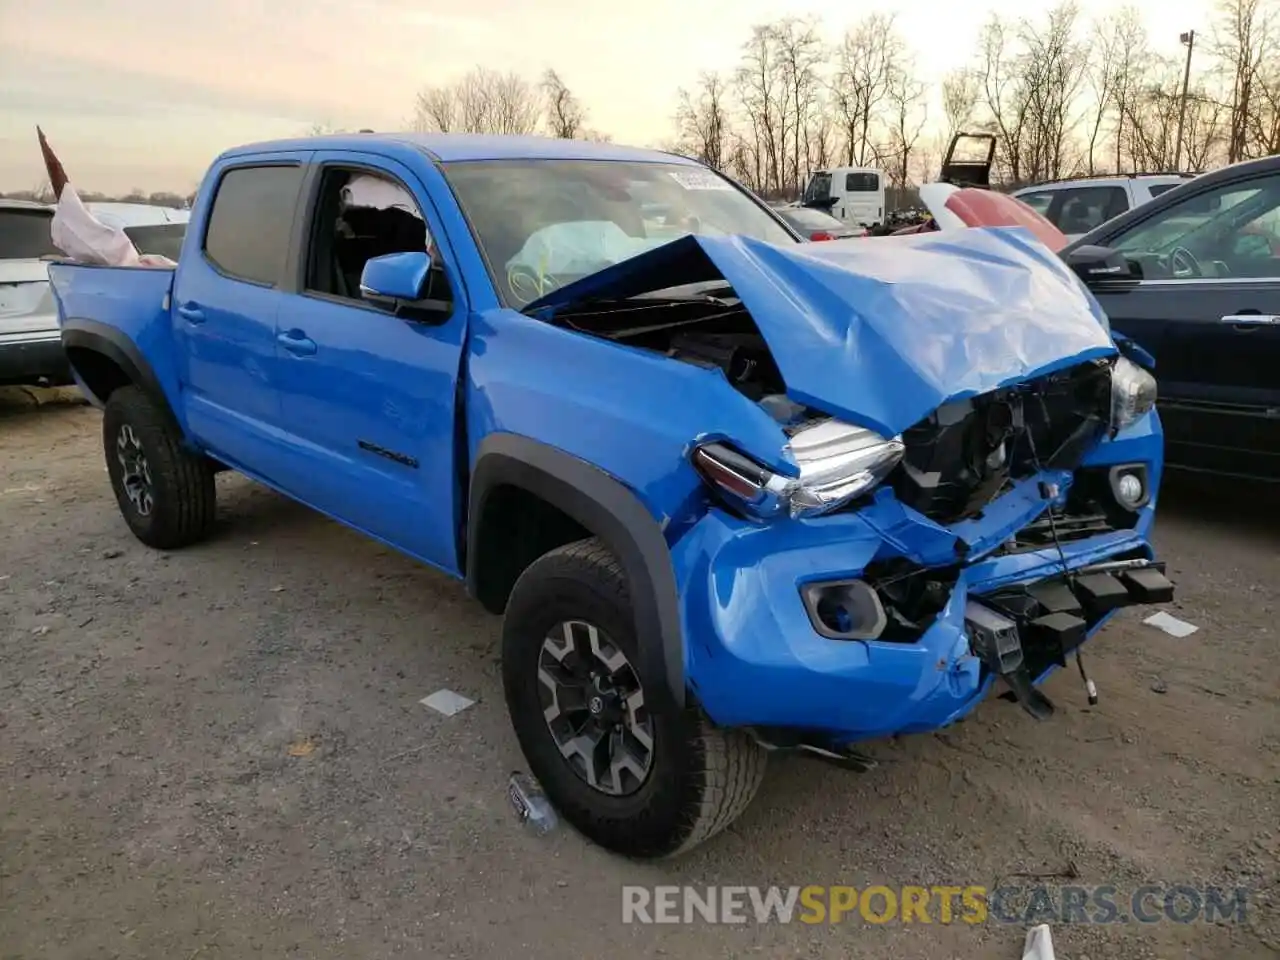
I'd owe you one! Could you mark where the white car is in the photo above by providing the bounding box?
[0,200,188,387]
[1011,173,1195,242]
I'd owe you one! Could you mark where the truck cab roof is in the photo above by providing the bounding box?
[219,132,697,166]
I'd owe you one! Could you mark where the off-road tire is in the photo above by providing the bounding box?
[502,537,767,858]
[103,385,217,549]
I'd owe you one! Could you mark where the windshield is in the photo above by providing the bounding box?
[124,223,186,262]
[0,209,58,260]
[802,172,832,205]
[443,159,796,307]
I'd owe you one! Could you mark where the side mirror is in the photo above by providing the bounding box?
[1063,244,1140,286]
[359,251,452,320]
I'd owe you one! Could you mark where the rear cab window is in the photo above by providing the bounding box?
[125,223,187,262]
[845,172,879,192]
[203,165,305,285]
[0,208,58,260]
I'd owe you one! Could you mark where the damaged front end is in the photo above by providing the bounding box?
[525,226,1169,748]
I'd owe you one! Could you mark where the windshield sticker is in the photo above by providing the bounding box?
[668,170,733,191]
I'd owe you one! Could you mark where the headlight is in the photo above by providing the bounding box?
[692,419,905,519]
[1110,356,1157,433]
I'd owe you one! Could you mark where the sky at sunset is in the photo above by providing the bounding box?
[1,0,1216,194]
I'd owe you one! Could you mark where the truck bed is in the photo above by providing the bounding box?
[47,261,180,410]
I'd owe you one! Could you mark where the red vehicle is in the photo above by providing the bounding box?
[891,134,1069,253]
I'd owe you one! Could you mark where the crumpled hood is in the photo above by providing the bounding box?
[525,226,1117,437]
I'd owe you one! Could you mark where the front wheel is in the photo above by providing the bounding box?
[102,385,217,549]
[502,538,767,858]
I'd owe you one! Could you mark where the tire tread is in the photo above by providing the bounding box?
[104,386,216,549]
[503,536,766,858]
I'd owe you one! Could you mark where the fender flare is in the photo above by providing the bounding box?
[60,318,183,436]
[467,433,685,713]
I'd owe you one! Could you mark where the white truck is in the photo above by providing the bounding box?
[800,166,886,230]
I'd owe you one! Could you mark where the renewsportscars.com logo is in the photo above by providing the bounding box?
[621,884,1251,926]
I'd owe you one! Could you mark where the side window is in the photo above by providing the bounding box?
[1050,186,1128,234]
[1146,183,1182,199]
[1016,191,1053,215]
[1113,175,1280,279]
[203,165,303,285]
[304,167,443,304]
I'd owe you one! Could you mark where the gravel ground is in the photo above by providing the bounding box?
[1,388,1277,960]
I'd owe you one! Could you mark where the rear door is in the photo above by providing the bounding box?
[1088,171,1280,476]
[170,154,311,475]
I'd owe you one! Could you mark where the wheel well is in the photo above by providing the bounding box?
[65,346,132,404]
[471,484,592,614]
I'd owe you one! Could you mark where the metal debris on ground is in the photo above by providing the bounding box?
[419,689,475,716]
[1143,611,1199,638]
[287,739,317,757]
[1021,924,1056,960]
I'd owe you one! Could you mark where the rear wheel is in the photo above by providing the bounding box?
[103,385,216,549]
[502,537,767,858]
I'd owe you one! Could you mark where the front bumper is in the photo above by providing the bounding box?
[0,330,72,387]
[675,410,1167,743]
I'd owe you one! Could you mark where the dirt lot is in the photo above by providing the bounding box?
[1,388,1277,960]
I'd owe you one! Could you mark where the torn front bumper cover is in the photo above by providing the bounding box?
[674,440,1172,745]
[963,559,1173,719]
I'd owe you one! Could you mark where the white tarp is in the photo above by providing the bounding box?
[341,174,421,219]
[38,127,176,269]
[50,183,175,268]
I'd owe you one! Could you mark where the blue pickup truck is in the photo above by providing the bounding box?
[48,133,1173,858]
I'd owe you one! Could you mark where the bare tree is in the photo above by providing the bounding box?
[976,15,1031,181]
[542,69,585,139]
[831,13,902,167]
[885,59,928,196]
[974,3,1087,184]
[1083,18,1122,173]
[940,69,979,144]
[675,72,734,170]
[413,68,541,136]
[772,17,826,194]
[735,23,789,194]
[1017,1,1088,181]
[1105,8,1149,172]
[1213,0,1280,161]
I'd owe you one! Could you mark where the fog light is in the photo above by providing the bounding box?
[801,580,887,640]
[1109,464,1150,510]
[1116,473,1143,506]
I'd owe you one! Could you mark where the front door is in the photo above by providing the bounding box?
[271,153,468,573]
[1091,171,1280,477]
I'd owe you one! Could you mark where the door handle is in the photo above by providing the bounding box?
[277,330,317,356]
[1220,313,1279,329]
[176,302,205,324]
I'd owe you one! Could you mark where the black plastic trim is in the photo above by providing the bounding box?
[467,433,685,712]
[60,318,182,437]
